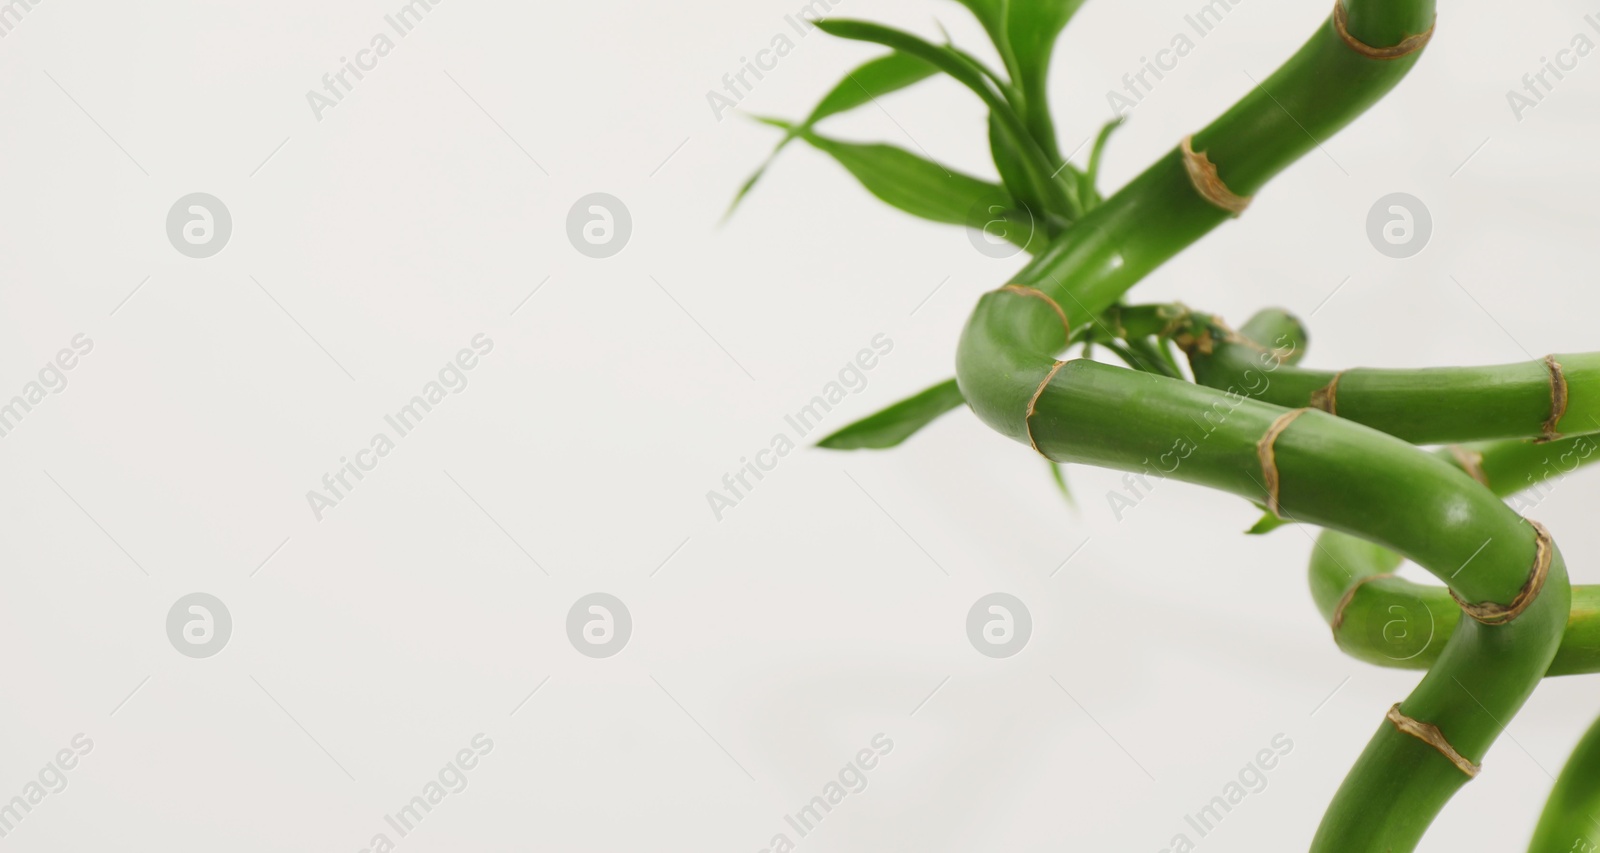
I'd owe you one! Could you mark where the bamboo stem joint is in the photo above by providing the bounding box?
[1449,520,1553,625]
[1386,703,1480,778]
[1257,408,1311,517]
[1180,136,1252,217]
[1332,1,1435,59]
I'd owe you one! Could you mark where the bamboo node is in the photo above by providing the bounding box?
[1449,520,1554,626]
[1330,572,1396,631]
[998,284,1073,341]
[1537,355,1568,443]
[1180,136,1252,217]
[1309,371,1343,415]
[1332,1,1435,60]
[1257,408,1311,518]
[1024,361,1067,458]
[1385,704,1480,778]
[1447,445,1489,488]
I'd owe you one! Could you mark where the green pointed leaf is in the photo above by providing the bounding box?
[1080,116,1125,207]
[759,118,1031,243]
[813,18,1070,218]
[1246,509,1293,535]
[1047,461,1077,508]
[728,52,939,216]
[817,378,966,450]
[988,113,1046,219]
[947,0,1089,156]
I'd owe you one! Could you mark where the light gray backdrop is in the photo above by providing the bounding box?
[1,0,1596,850]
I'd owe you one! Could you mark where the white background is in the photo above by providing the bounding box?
[1,0,1598,850]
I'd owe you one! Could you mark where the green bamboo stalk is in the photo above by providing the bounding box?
[1312,434,1600,675]
[1527,706,1600,851]
[987,0,1436,328]
[1187,309,1600,443]
[958,329,1567,849]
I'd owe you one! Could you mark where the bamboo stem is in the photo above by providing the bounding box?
[1188,310,1600,443]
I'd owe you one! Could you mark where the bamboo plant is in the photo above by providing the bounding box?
[733,1,1600,850]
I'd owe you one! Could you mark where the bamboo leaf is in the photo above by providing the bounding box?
[728,51,937,216]
[813,18,1071,218]
[757,118,1030,244]
[946,0,1089,156]
[1245,508,1293,535]
[988,113,1048,221]
[1080,116,1125,206]
[817,378,966,450]
[1047,461,1077,508]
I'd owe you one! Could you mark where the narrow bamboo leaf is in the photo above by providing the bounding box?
[946,0,1088,156]
[813,19,1070,218]
[1246,508,1293,535]
[728,51,938,216]
[807,51,937,126]
[1086,117,1124,191]
[1080,116,1125,207]
[1047,461,1076,508]
[816,378,966,450]
[757,118,1029,243]
[988,113,1045,220]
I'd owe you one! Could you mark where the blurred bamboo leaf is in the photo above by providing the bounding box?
[813,18,1071,218]
[1246,509,1293,535]
[756,118,1032,245]
[1047,461,1076,508]
[946,0,1089,156]
[728,51,937,216]
[817,378,966,449]
[1080,116,1125,207]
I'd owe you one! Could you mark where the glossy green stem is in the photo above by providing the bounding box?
[998,0,1432,330]
[1312,435,1600,675]
[959,343,1566,852]
[1190,311,1600,443]
[1527,706,1600,851]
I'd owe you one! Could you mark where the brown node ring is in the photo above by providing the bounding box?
[1180,136,1251,217]
[1448,444,1490,488]
[1330,572,1396,632]
[1386,704,1481,778]
[1257,408,1311,518]
[1309,371,1344,415]
[1449,520,1554,626]
[1024,361,1067,458]
[998,284,1073,341]
[1332,1,1435,60]
[1537,355,1568,443]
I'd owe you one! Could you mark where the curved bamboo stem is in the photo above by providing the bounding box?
[1313,435,1600,675]
[1527,706,1600,851]
[1187,309,1600,443]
